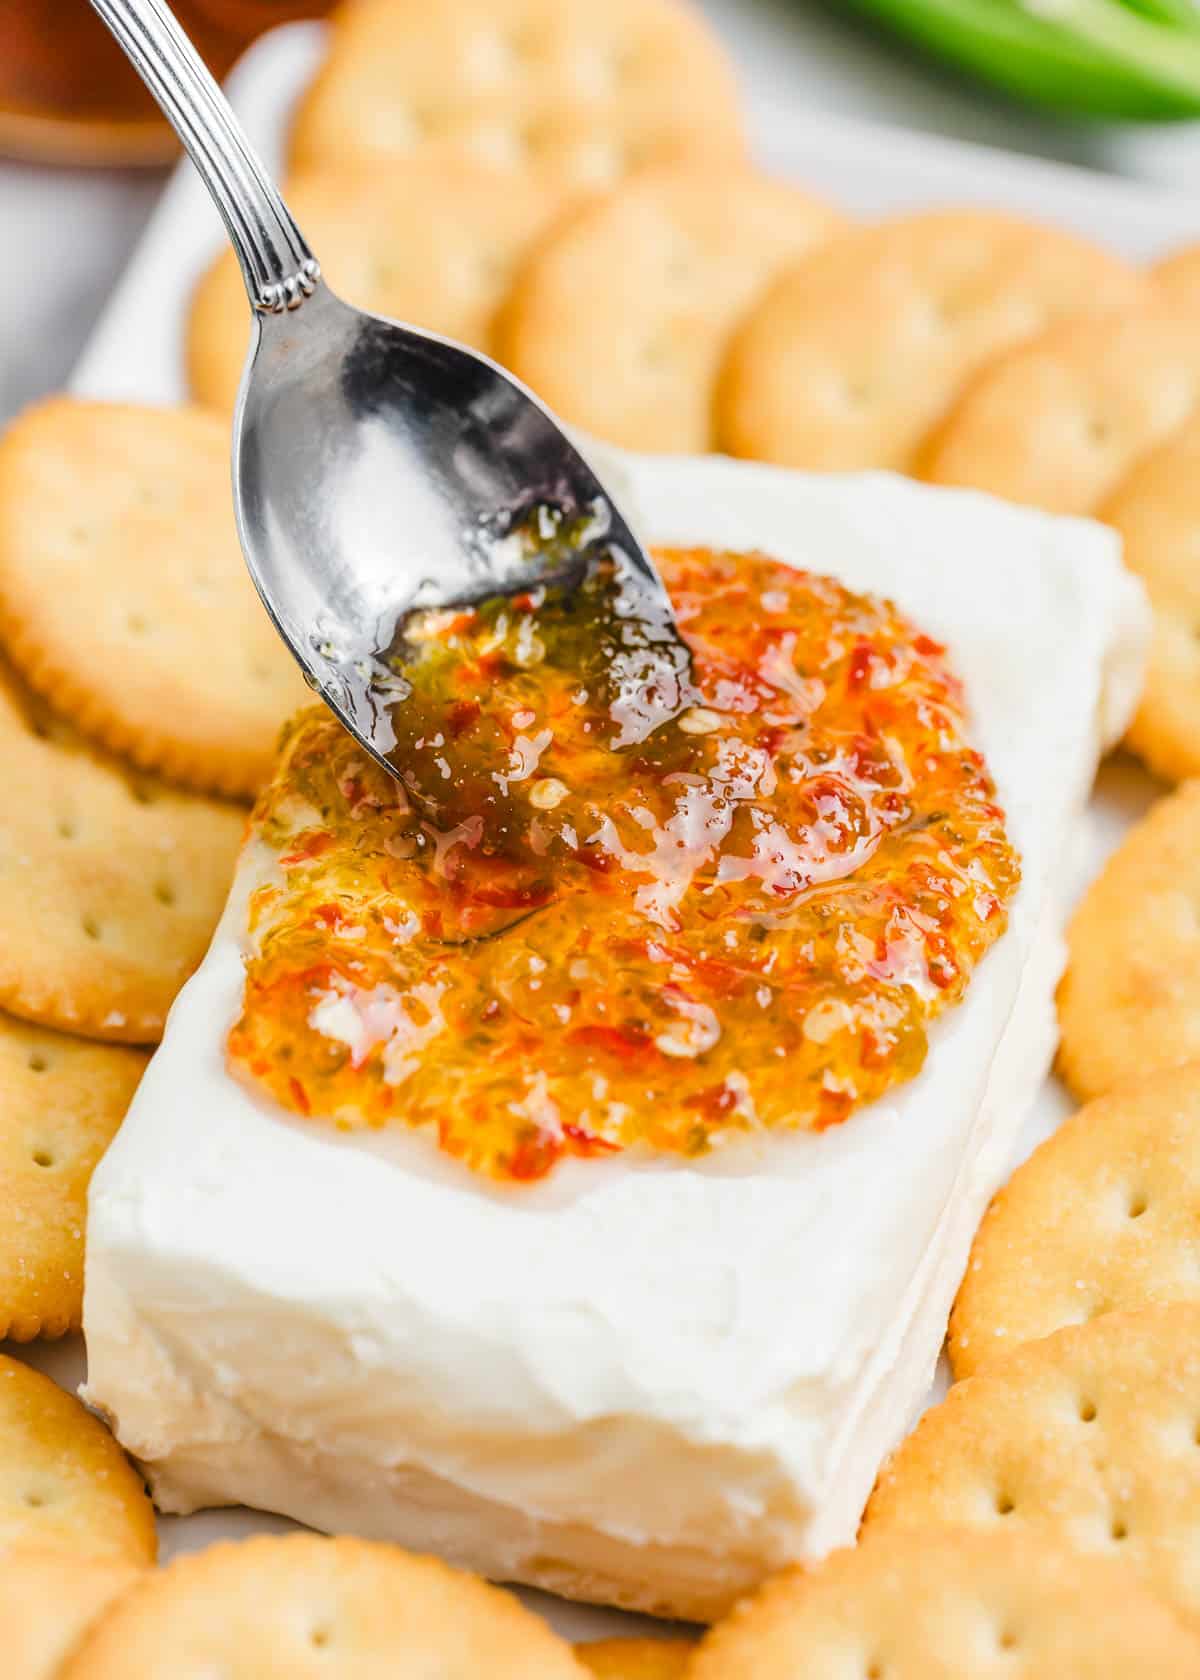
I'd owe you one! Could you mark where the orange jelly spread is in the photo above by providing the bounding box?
[228,546,1020,1181]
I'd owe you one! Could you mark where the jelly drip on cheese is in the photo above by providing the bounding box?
[228,548,1020,1182]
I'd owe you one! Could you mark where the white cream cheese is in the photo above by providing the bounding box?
[83,459,1147,1621]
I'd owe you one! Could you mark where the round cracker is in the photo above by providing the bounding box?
[498,162,846,452]
[864,1306,1200,1621]
[950,1064,1200,1378]
[1154,243,1200,313]
[1101,416,1200,783]
[715,208,1144,471]
[0,656,243,1044]
[0,1014,146,1340]
[189,159,571,412]
[0,398,311,799]
[0,1354,156,1564]
[289,0,745,190]
[0,1547,142,1680]
[1058,781,1200,1103]
[688,1528,1200,1678]
[576,1639,693,1678]
[924,307,1200,512]
[59,1533,587,1678]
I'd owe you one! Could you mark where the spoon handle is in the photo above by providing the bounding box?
[89,0,321,313]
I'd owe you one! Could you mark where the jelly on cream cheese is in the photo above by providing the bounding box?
[82,458,1147,1620]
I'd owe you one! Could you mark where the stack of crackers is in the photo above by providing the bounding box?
[0,400,294,1354]
[8,0,1200,1671]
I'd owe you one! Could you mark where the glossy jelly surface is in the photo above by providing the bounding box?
[229,547,1020,1181]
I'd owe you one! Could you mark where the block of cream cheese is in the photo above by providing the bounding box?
[83,458,1147,1620]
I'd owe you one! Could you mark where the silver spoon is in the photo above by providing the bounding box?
[88,0,687,778]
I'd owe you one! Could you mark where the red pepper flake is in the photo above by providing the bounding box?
[508,1130,565,1181]
[433,610,477,638]
[563,1122,621,1156]
[814,1087,854,1130]
[469,878,554,911]
[448,699,481,738]
[684,1081,738,1119]
[569,1024,654,1063]
[859,1029,892,1071]
[756,723,789,757]
[656,945,746,997]
[280,830,334,867]
[288,1076,311,1115]
[849,736,896,786]
[576,847,616,874]
[925,938,959,990]
[846,643,875,691]
[453,651,503,691]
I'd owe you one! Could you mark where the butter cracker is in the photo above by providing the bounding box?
[924,307,1200,512]
[0,1355,156,1565]
[59,1534,588,1678]
[0,1013,146,1340]
[0,398,309,799]
[717,209,1144,471]
[0,654,243,1044]
[1058,781,1200,1102]
[290,0,746,190]
[1101,415,1200,783]
[577,1638,693,1677]
[865,1305,1200,1622]
[0,1548,142,1680]
[689,1528,1200,1677]
[1153,243,1200,313]
[499,162,845,452]
[951,1064,1200,1377]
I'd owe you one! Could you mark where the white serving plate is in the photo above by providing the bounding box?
[13,16,1183,1645]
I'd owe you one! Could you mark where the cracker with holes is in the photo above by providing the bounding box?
[189,159,571,412]
[1101,416,1200,783]
[924,307,1200,512]
[1058,781,1200,1102]
[290,0,745,190]
[0,1014,146,1340]
[0,657,242,1043]
[58,1534,588,1678]
[950,1064,1200,1378]
[1154,243,1200,313]
[687,1528,1200,1678]
[0,1354,156,1563]
[0,1549,142,1680]
[864,1305,1200,1620]
[0,398,310,798]
[497,162,846,452]
[576,1640,693,1678]
[714,209,1144,471]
